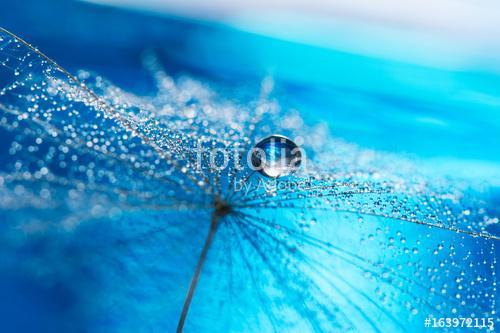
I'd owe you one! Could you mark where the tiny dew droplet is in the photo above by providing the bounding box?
[251,134,302,178]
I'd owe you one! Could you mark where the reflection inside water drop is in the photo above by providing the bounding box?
[251,134,302,178]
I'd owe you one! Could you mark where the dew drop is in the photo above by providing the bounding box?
[251,134,302,178]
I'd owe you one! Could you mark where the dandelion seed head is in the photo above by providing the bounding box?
[0,28,498,332]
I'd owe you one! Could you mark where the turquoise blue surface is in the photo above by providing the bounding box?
[0,1,499,332]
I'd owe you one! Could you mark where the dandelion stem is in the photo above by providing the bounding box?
[176,212,219,332]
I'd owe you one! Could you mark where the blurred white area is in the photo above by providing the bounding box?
[84,0,500,71]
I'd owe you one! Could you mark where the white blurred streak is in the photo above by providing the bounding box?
[83,0,500,70]
[85,0,500,35]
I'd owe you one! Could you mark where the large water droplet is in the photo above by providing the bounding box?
[251,134,302,178]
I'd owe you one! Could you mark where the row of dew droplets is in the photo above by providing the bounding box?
[0,28,217,212]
